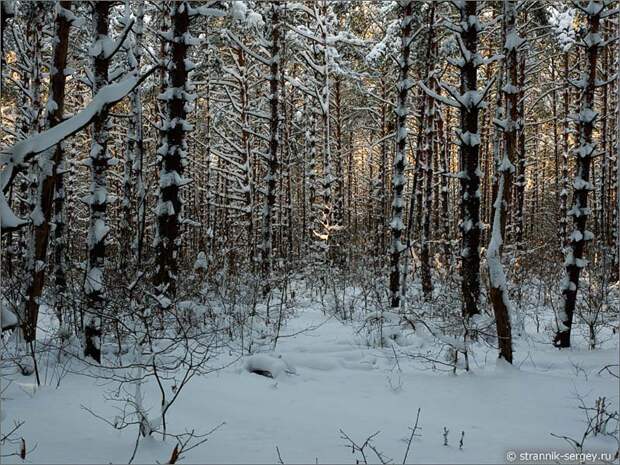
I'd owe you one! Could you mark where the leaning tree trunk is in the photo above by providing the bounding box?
[487,0,523,364]
[388,0,414,310]
[554,2,606,348]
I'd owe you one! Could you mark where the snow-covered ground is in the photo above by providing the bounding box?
[1,297,618,464]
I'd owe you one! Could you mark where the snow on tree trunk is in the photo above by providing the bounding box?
[333,77,345,248]
[420,90,435,300]
[388,0,414,310]
[302,2,334,265]
[261,2,281,297]
[283,82,294,259]
[439,108,451,263]
[132,2,147,268]
[420,2,437,301]
[52,154,68,322]
[84,1,113,363]
[560,52,570,249]
[154,1,193,297]
[318,1,334,263]
[305,93,319,253]
[121,0,145,270]
[612,14,620,283]
[379,79,389,254]
[0,1,15,98]
[402,3,436,304]
[486,0,523,364]
[555,1,607,348]
[598,37,609,247]
[26,2,44,135]
[513,23,527,251]
[457,0,483,318]
[22,0,73,343]
[238,47,256,266]
[19,2,45,334]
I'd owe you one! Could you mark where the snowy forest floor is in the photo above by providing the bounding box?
[1,287,619,464]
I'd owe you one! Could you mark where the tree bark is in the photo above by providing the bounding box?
[261,2,281,297]
[487,0,521,364]
[554,5,603,348]
[389,0,414,310]
[84,1,112,363]
[22,1,72,343]
[154,1,191,296]
[458,0,482,318]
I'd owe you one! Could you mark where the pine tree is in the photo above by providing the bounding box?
[154,1,193,297]
[261,1,282,296]
[554,0,613,348]
[84,1,113,362]
[22,0,74,343]
[388,0,414,310]
[486,0,525,364]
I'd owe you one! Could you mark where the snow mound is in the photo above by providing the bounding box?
[363,311,413,347]
[17,382,38,398]
[177,300,208,325]
[1,305,18,331]
[244,353,296,379]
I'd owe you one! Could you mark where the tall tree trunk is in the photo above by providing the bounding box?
[154,1,192,297]
[487,0,522,364]
[237,47,255,265]
[121,0,145,270]
[316,0,333,264]
[261,2,281,297]
[514,12,527,251]
[133,3,147,268]
[613,16,620,283]
[554,3,605,348]
[420,89,435,299]
[560,52,570,249]
[379,78,389,254]
[599,33,609,246]
[458,0,482,318]
[52,154,68,325]
[419,2,437,300]
[22,1,72,343]
[84,1,112,362]
[389,0,414,310]
[334,77,345,251]
[438,107,451,263]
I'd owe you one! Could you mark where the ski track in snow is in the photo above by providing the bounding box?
[1,302,618,464]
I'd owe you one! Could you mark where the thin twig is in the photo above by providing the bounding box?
[403,408,422,464]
